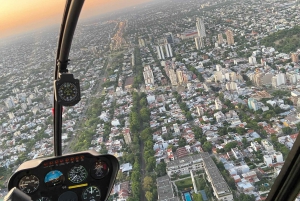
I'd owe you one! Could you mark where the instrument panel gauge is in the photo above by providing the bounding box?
[90,160,109,179]
[18,175,39,194]
[68,165,88,183]
[58,82,79,102]
[54,73,81,106]
[44,170,65,187]
[82,186,101,201]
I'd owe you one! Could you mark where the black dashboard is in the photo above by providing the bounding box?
[7,150,119,201]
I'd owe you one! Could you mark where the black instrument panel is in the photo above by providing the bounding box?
[8,150,119,201]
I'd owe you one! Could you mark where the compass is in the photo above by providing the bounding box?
[54,73,81,106]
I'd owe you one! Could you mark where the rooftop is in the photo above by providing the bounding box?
[157,175,179,201]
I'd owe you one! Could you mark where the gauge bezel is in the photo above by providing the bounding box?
[44,170,65,187]
[68,165,88,184]
[90,160,110,180]
[57,82,79,102]
[54,73,81,106]
[82,186,101,201]
[18,175,39,194]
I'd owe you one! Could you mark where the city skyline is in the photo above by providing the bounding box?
[0,0,300,200]
[0,0,153,39]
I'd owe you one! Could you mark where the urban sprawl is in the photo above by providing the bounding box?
[1,0,300,201]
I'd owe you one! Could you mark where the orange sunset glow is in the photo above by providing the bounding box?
[0,0,151,39]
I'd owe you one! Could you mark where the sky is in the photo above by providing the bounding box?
[0,0,151,39]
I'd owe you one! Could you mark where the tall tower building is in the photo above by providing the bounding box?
[248,98,260,111]
[156,45,165,60]
[196,18,206,38]
[249,56,257,65]
[225,30,234,45]
[176,69,184,85]
[164,32,174,44]
[169,69,178,86]
[195,37,205,50]
[291,53,299,63]
[138,38,146,47]
[218,33,224,44]
[165,44,173,58]
[215,98,222,110]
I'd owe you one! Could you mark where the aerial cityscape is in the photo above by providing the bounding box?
[1,0,300,200]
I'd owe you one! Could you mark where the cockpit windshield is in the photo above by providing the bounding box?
[0,0,300,201]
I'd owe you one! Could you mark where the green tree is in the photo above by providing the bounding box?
[131,171,140,181]
[282,127,292,135]
[242,137,249,148]
[140,107,150,122]
[141,128,152,141]
[224,141,238,152]
[219,92,225,102]
[145,191,153,201]
[186,112,193,120]
[140,97,147,107]
[202,141,212,152]
[178,138,187,147]
[146,157,156,172]
[143,176,153,191]
[156,162,167,177]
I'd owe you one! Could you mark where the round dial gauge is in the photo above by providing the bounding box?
[44,170,65,187]
[91,160,109,179]
[58,82,78,102]
[82,186,101,201]
[68,165,88,183]
[18,175,39,194]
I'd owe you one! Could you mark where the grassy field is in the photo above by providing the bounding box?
[175,178,194,191]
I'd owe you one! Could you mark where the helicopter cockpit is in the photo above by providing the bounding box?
[4,1,119,200]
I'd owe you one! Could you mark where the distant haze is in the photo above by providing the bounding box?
[0,0,152,39]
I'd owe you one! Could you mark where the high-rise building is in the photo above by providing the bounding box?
[169,69,178,86]
[195,37,205,50]
[176,69,184,85]
[164,32,174,44]
[196,18,206,38]
[291,53,299,63]
[123,128,132,145]
[214,71,224,82]
[156,45,165,60]
[253,73,263,86]
[226,82,238,91]
[272,73,286,88]
[249,56,257,65]
[215,98,222,110]
[225,30,235,45]
[165,44,173,58]
[216,64,222,72]
[218,33,224,44]
[132,53,135,66]
[143,65,155,85]
[248,98,260,111]
[4,97,15,109]
[8,112,15,120]
[286,72,297,84]
[138,37,146,47]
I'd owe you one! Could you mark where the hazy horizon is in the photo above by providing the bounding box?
[0,0,153,39]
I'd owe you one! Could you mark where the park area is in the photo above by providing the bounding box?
[175,175,207,192]
[175,177,194,191]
